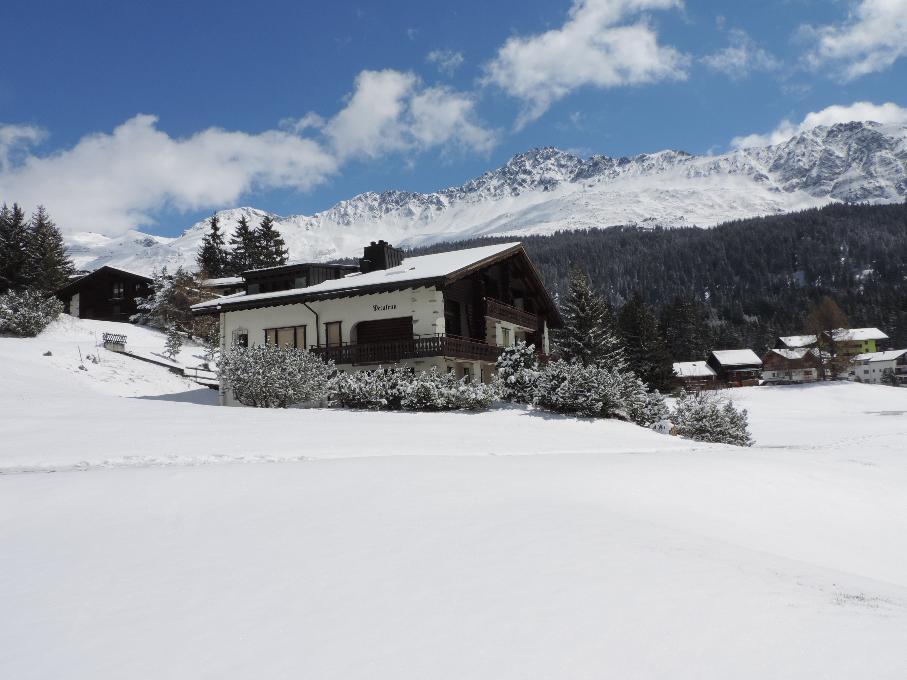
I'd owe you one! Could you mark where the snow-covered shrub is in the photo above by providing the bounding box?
[399,368,495,411]
[494,341,540,403]
[0,288,62,337]
[672,390,753,446]
[613,371,670,427]
[533,360,608,417]
[333,366,410,410]
[218,344,334,408]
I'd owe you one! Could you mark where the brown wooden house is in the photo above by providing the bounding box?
[56,266,153,322]
[761,348,822,384]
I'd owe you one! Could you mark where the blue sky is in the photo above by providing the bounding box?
[1,0,905,236]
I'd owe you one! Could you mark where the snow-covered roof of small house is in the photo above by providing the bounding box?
[778,335,817,348]
[201,276,244,287]
[851,349,907,363]
[672,361,716,378]
[831,327,889,342]
[769,348,812,360]
[191,242,557,320]
[710,349,763,367]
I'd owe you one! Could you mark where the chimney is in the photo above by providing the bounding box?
[359,240,404,273]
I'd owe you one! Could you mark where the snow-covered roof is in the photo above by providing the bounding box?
[710,349,762,367]
[201,276,244,287]
[831,327,888,342]
[851,349,907,363]
[192,242,522,311]
[778,335,817,348]
[770,348,812,360]
[672,361,716,378]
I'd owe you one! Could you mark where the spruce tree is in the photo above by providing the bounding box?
[255,215,288,268]
[196,213,229,277]
[228,215,259,274]
[26,206,74,294]
[617,291,673,390]
[0,203,31,292]
[554,267,626,368]
[661,294,710,361]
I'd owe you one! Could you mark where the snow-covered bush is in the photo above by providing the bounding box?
[219,344,334,408]
[0,288,62,337]
[400,368,495,412]
[672,390,753,446]
[614,371,670,427]
[533,360,611,417]
[494,341,540,403]
[333,366,410,410]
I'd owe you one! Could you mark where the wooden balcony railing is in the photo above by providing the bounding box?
[485,297,538,329]
[311,334,504,366]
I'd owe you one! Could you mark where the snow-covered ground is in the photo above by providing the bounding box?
[2,318,906,678]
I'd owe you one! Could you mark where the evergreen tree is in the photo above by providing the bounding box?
[554,267,626,368]
[26,206,74,294]
[617,292,673,390]
[164,324,183,361]
[196,213,229,277]
[228,215,259,274]
[661,294,710,361]
[255,215,288,268]
[0,204,31,292]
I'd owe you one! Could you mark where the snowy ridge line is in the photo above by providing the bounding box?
[0,445,715,475]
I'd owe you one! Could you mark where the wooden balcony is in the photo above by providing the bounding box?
[311,334,503,366]
[485,297,538,329]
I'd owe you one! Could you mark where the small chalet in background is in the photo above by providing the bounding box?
[707,349,763,386]
[200,276,245,297]
[850,350,907,385]
[56,266,152,322]
[828,328,888,356]
[761,348,822,384]
[672,361,717,390]
[775,335,817,350]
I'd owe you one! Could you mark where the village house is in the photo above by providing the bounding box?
[672,360,717,391]
[192,241,561,406]
[55,266,153,322]
[761,348,822,384]
[827,328,889,356]
[706,349,763,386]
[775,335,817,350]
[849,350,907,385]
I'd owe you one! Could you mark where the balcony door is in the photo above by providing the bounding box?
[356,317,413,345]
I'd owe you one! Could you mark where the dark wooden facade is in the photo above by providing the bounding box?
[244,262,358,295]
[761,349,822,382]
[56,266,153,322]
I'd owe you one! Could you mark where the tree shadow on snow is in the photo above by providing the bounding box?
[133,388,220,406]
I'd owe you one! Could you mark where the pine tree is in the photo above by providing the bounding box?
[26,206,74,294]
[0,204,31,292]
[255,215,288,268]
[164,324,183,361]
[228,215,259,274]
[554,267,626,368]
[196,213,229,277]
[661,294,710,361]
[618,292,673,390]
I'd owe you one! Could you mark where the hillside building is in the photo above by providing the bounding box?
[672,361,717,390]
[56,266,153,322]
[707,349,763,386]
[849,350,907,385]
[761,348,822,384]
[193,241,561,406]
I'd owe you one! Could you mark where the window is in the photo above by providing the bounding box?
[294,276,308,289]
[112,282,125,298]
[265,326,306,349]
[463,366,471,382]
[325,321,342,347]
[501,327,511,346]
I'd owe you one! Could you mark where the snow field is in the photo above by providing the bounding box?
[1,317,906,678]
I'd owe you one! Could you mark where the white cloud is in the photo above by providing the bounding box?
[482,0,687,127]
[802,0,907,80]
[0,70,495,235]
[730,101,907,149]
[323,69,496,159]
[427,49,465,76]
[701,29,781,79]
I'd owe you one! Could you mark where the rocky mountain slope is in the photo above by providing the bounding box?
[67,121,907,274]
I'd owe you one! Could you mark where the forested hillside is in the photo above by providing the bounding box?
[409,202,907,356]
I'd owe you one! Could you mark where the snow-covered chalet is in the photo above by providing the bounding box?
[192,240,561,405]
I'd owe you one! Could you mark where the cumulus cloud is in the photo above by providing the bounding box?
[802,0,907,80]
[701,29,781,79]
[0,69,495,235]
[427,49,465,76]
[482,0,687,127]
[730,101,907,149]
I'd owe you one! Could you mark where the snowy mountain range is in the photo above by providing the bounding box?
[67,120,907,274]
